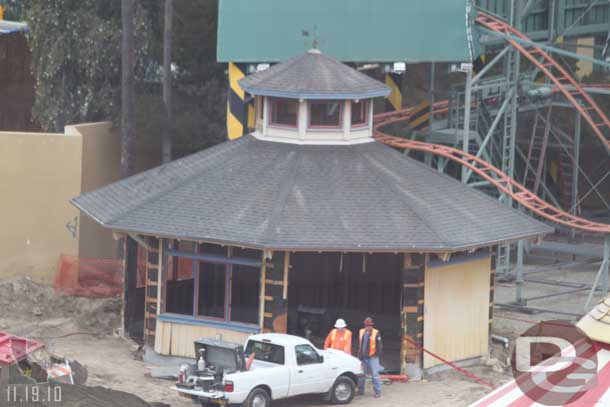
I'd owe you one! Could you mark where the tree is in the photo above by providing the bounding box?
[161,0,173,163]
[23,0,154,133]
[121,0,136,177]
[24,0,226,164]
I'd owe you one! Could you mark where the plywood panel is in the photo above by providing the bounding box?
[154,320,252,358]
[423,257,491,369]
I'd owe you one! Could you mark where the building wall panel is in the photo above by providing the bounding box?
[423,256,491,369]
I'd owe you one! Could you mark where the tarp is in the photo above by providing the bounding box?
[217,0,481,63]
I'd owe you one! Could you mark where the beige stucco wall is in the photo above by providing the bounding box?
[0,122,120,283]
[67,122,121,260]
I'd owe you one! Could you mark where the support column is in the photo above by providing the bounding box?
[400,254,425,379]
[602,237,610,296]
[515,240,525,305]
[144,237,160,347]
[261,251,290,333]
[570,112,581,239]
[461,66,473,183]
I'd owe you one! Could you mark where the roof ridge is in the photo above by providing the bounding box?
[361,151,449,249]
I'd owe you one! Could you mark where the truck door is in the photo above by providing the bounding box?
[289,344,329,396]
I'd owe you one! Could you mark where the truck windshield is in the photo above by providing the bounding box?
[245,340,285,365]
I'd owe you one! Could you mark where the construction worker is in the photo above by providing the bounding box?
[324,318,352,354]
[357,317,383,398]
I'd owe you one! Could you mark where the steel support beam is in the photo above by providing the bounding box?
[571,112,581,239]
[472,46,511,85]
[535,112,610,212]
[584,236,610,311]
[464,88,514,183]
[462,67,473,183]
[515,239,525,305]
[482,28,610,70]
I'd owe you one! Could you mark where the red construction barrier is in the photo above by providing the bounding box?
[55,253,146,298]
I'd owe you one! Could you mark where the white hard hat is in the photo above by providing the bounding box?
[334,318,347,328]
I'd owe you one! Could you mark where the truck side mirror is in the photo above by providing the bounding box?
[318,354,324,363]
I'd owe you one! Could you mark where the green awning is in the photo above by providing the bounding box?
[217,0,480,63]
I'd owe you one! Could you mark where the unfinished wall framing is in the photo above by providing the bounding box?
[261,251,290,333]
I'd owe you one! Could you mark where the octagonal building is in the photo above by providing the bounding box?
[73,50,551,375]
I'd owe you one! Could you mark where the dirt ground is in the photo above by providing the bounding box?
[0,252,604,407]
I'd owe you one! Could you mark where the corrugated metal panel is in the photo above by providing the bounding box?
[217,0,477,63]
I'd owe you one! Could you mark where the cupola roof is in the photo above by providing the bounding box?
[238,49,391,100]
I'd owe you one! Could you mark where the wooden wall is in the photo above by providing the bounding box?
[155,320,253,357]
[423,255,492,369]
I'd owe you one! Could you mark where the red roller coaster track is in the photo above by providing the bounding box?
[374,113,610,233]
[476,12,610,153]
[373,13,610,234]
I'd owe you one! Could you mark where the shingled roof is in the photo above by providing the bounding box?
[73,136,552,252]
[238,50,391,100]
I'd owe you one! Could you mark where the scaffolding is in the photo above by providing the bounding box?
[375,1,610,316]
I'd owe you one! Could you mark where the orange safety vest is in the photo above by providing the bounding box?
[324,329,352,353]
[359,328,379,357]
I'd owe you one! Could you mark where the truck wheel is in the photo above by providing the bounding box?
[330,376,356,405]
[244,388,270,407]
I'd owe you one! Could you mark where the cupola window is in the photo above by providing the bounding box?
[351,100,369,127]
[308,101,343,129]
[270,98,298,127]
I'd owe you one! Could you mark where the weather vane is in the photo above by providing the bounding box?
[302,25,323,50]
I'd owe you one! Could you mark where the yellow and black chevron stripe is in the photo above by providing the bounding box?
[409,100,431,131]
[385,72,403,111]
[227,62,255,140]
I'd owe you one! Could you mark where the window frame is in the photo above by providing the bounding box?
[307,100,344,130]
[268,98,299,128]
[295,344,323,366]
[162,242,261,328]
[245,340,286,365]
[350,100,369,129]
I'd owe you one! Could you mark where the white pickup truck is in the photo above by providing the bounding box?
[174,333,363,407]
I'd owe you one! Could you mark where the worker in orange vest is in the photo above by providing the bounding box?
[324,318,352,354]
[357,317,383,398]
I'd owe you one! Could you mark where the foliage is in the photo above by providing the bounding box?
[23,0,227,160]
[23,0,155,132]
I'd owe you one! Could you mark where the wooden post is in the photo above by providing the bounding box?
[400,253,425,378]
[258,251,268,330]
[262,251,290,333]
[144,237,160,347]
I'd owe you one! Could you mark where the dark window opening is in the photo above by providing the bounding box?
[270,98,298,126]
[198,262,226,318]
[164,240,195,316]
[351,100,369,127]
[309,101,342,128]
[230,265,260,324]
[164,242,261,326]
